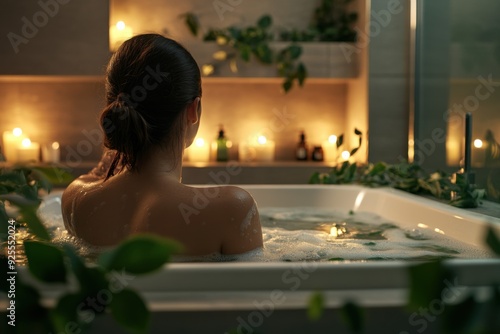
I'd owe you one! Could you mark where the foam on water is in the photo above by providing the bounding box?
[35,201,493,263]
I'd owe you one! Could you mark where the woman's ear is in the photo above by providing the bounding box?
[186,97,201,125]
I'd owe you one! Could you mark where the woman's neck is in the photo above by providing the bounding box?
[137,147,184,182]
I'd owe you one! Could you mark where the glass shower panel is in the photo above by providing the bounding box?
[415,0,500,202]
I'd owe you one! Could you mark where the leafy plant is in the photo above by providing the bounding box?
[310,160,486,208]
[0,165,181,333]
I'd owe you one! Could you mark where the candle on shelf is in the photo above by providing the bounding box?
[239,135,275,162]
[186,138,210,162]
[110,21,133,52]
[42,141,61,163]
[322,134,338,163]
[471,138,485,167]
[17,138,40,163]
[2,128,26,163]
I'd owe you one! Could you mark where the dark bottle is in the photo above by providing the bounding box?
[311,146,324,161]
[296,131,308,161]
[216,126,229,162]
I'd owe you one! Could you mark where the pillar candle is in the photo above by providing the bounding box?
[2,128,26,163]
[42,142,61,163]
[16,138,40,162]
[186,138,210,162]
[323,135,338,163]
[239,136,275,162]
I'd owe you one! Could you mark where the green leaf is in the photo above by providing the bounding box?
[64,244,109,295]
[307,292,324,321]
[337,134,344,148]
[282,79,293,93]
[441,294,480,333]
[340,301,364,333]
[486,227,500,256]
[257,15,272,30]
[98,234,182,275]
[19,206,50,240]
[354,128,362,135]
[110,288,150,333]
[24,240,67,283]
[182,12,199,36]
[32,166,75,187]
[288,45,302,60]
[350,147,359,156]
[51,293,87,333]
[297,62,307,86]
[407,261,451,311]
[239,45,251,62]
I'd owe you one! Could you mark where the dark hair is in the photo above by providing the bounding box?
[100,34,201,178]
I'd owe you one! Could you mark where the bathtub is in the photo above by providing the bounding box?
[27,185,500,332]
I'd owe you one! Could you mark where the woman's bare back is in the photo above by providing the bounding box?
[61,170,263,255]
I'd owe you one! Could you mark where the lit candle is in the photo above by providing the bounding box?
[472,138,485,167]
[323,134,338,163]
[16,138,40,163]
[186,138,210,162]
[42,141,60,163]
[2,128,26,162]
[341,150,351,161]
[239,135,275,162]
[110,21,133,52]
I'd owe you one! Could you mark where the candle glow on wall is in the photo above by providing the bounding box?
[110,21,133,52]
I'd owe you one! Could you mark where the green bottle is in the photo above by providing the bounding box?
[216,126,229,162]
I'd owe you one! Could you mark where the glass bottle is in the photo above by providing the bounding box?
[216,126,229,162]
[296,131,308,161]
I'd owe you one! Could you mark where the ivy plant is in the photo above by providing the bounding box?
[310,160,486,208]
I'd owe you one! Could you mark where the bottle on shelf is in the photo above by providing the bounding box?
[312,146,324,161]
[296,131,308,161]
[216,125,229,162]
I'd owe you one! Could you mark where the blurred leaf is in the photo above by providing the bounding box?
[486,227,500,256]
[51,293,87,333]
[25,241,67,283]
[257,15,272,30]
[32,166,75,187]
[350,147,359,156]
[239,45,251,62]
[283,79,293,93]
[408,261,451,311]
[337,134,344,148]
[98,234,182,275]
[110,288,150,333]
[297,62,307,86]
[19,206,50,241]
[181,12,199,36]
[64,244,109,295]
[441,294,480,333]
[354,128,362,135]
[307,292,324,321]
[288,45,303,60]
[340,301,364,333]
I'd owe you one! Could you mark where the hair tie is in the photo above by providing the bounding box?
[117,92,128,103]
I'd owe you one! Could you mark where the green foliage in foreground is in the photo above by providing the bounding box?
[310,160,486,208]
[0,165,181,333]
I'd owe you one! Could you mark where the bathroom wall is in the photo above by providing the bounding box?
[0,0,358,168]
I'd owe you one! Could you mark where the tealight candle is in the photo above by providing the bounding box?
[472,138,485,167]
[239,135,275,162]
[186,138,210,162]
[42,141,61,163]
[2,128,26,162]
[17,138,40,162]
[323,134,338,163]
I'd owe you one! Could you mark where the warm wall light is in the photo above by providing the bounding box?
[110,21,133,52]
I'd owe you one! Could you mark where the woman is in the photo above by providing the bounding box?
[61,34,263,255]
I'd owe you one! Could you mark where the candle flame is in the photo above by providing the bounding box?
[257,135,267,145]
[116,21,126,30]
[341,150,350,160]
[195,138,205,147]
[52,141,60,150]
[328,135,337,144]
[473,139,483,148]
[12,128,23,137]
[21,138,31,148]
